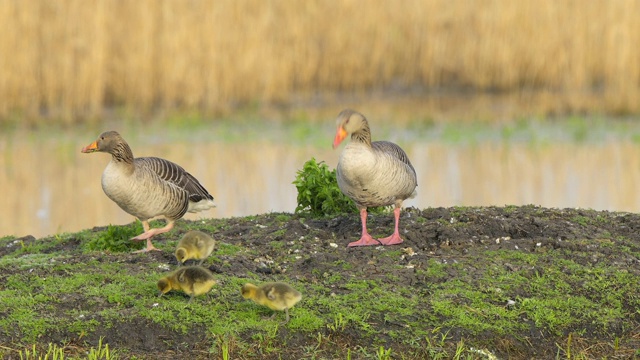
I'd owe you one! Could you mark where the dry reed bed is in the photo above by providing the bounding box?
[1,0,639,124]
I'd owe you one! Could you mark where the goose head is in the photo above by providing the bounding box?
[332,109,367,148]
[81,131,124,154]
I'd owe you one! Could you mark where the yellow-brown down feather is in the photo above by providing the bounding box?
[241,282,302,311]
[157,266,216,299]
[174,230,216,265]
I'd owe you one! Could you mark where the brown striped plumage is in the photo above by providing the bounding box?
[332,109,417,247]
[81,131,215,252]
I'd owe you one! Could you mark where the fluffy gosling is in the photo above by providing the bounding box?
[174,230,216,266]
[241,282,302,323]
[157,266,216,304]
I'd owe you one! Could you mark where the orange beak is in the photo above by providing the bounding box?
[332,126,348,149]
[81,141,98,153]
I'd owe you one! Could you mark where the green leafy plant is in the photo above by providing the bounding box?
[293,158,386,216]
[83,222,144,252]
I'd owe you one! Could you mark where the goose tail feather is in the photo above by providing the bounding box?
[188,199,216,213]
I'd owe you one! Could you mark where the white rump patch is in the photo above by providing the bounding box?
[187,199,216,213]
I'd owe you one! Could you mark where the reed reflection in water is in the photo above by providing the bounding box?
[1,135,639,239]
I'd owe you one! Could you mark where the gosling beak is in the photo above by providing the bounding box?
[81,141,98,153]
[332,126,348,149]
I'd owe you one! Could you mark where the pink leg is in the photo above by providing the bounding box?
[132,220,172,252]
[348,208,381,247]
[378,207,404,246]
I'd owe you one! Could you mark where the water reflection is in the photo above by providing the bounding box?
[1,130,639,238]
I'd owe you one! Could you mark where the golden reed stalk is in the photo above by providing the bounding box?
[0,0,638,124]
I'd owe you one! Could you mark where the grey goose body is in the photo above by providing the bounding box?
[337,140,417,208]
[333,109,417,247]
[82,131,215,252]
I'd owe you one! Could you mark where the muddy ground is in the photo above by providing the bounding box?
[1,205,640,359]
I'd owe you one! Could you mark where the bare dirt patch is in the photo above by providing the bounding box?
[1,206,639,359]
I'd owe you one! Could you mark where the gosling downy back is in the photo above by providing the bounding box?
[174,230,216,266]
[157,266,216,303]
[241,282,302,322]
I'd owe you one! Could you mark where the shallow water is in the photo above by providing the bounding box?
[2,120,640,238]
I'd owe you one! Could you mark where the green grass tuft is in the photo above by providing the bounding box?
[83,223,144,252]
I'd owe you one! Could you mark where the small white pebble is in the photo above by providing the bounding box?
[469,348,499,360]
[157,264,171,271]
[402,247,416,256]
[294,249,300,253]
[405,264,415,269]
[299,236,304,241]
[514,245,519,250]
[329,243,338,248]
[506,299,516,306]
[496,236,510,244]
[536,242,542,247]
[255,224,267,229]
[78,314,85,319]
[152,303,159,307]
[295,256,302,260]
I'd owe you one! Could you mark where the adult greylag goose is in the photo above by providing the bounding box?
[332,109,417,247]
[81,131,216,253]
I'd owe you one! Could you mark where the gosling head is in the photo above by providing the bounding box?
[174,247,188,265]
[241,283,258,299]
[157,278,172,297]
